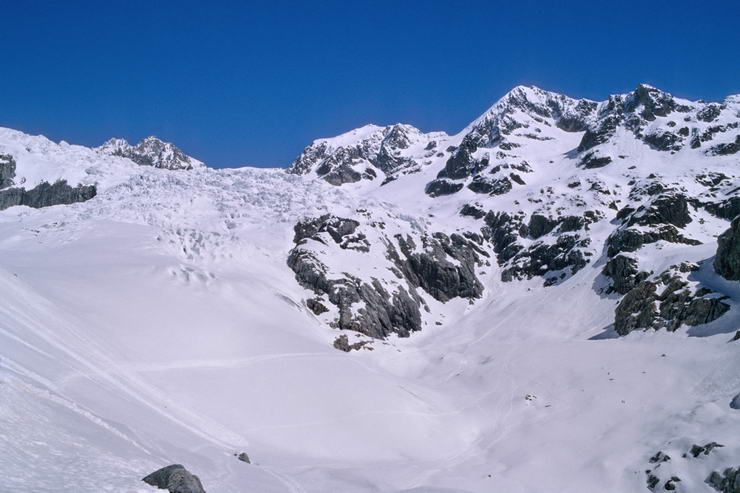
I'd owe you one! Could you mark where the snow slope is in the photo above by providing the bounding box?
[0,84,739,493]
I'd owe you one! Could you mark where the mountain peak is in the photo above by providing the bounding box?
[98,136,204,170]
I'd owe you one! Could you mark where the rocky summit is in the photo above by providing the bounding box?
[0,84,738,493]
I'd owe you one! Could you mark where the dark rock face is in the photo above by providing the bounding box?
[481,210,599,285]
[580,152,612,169]
[391,233,485,303]
[715,217,740,280]
[0,154,16,188]
[467,175,512,195]
[142,464,206,493]
[322,163,362,185]
[287,214,485,339]
[501,234,590,284]
[236,452,250,464]
[626,193,692,229]
[614,265,730,336]
[690,442,724,458]
[602,254,649,295]
[0,180,97,211]
[606,225,700,257]
[706,467,740,493]
[425,179,464,197]
[528,214,558,239]
[710,135,740,156]
[460,203,486,219]
[704,197,740,220]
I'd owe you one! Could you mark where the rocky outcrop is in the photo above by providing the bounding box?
[0,154,16,188]
[288,124,446,185]
[287,214,485,338]
[142,464,206,493]
[425,179,463,197]
[0,180,97,211]
[614,264,730,336]
[706,467,740,493]
[715,216,740,280]
[390,233,485,302]
[99,136,203,170]
[602,254,650,295]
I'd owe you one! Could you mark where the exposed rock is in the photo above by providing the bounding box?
[501,234,590,284]
[689,442,724,458]
[0,180,97,211]
[333,334,371,352]
[710,135,740,155]
[142,464,206,493]
[467,175,512,195]
[100,136,202,170]
[664,477,682,491]
[715,216,740,280]
[288,215,485,338]
[730,393,740,410]
[606,225,700,257]
[460,203,486,219]
[0,154,16,188]
[306,298,329,315]
[580,152,612,169]
[706,467,740,493]
[614,265,730,336]
[626,193,692,229]
[648,451,671,464]
[391,233,485,302]
[236,452,250,464]
[704,197,740,220]
[425,179,464,197]
[528,214,558,239]
[288,124,444,185]
[602,254,649,295]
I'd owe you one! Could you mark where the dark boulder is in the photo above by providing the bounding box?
[142,464,206,493]
[715,216,740,280]
[731,393,740,410]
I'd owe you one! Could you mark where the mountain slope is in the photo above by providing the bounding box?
[0,84,739,493]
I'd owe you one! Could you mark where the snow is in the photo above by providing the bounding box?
[0,85,739,492]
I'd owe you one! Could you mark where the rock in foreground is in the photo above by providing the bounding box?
[142,464,206,493]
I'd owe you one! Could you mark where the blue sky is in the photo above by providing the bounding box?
[1,0,738,168]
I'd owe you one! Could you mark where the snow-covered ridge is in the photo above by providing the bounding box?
[98,135,204,170]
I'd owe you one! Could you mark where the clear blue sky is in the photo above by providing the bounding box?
[1,0,738,168]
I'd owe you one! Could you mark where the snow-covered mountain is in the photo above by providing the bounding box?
[0,84,738,493]
[99,135,205,170]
